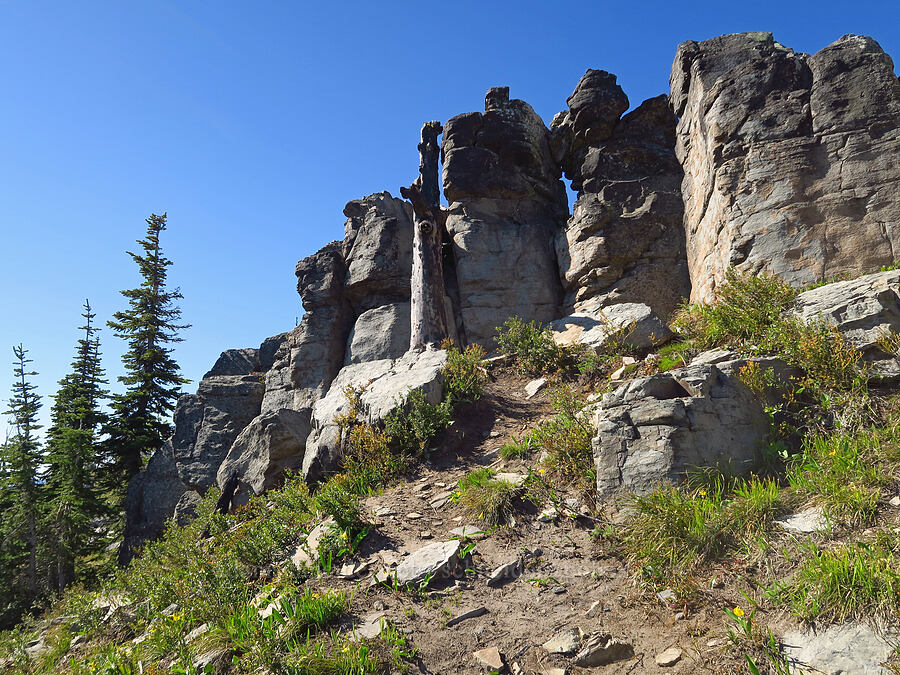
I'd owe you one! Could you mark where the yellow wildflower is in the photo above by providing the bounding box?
[733,606,745,617]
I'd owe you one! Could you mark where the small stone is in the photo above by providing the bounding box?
[70,635,87,649]
[373,600,386,611]
[450,525,488,540]
[656,589,676,604]
[420,530,433,539]
[889,495,900,507]
[543,627,583,655]
[473,646,504,670]
[538,506,559,522]
[622,356,637,365]
[552,586,566,594]
[775,507,828,534]
[706,638,722,647]
[338,561,369,579]
[356,613,386,640]
[435,482,447,488]
[710,576,725,589]
[573,633,633,667]
[525,378,548,399]
[490,431,501,438]
[414,482,431,492]
[407,512,423,520]
[655,646,683,667]
[495,472,527,486]
[487,559,522,586]
[585,601,602,618]
[185,623,209,643]
[429,491,454,509]
[541,670,567,675]
[395,540,462,587]
[374,506,396,517]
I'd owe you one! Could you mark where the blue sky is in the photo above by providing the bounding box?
[1,0,897,437]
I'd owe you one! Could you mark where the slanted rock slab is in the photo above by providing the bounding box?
[551,303,672,351]
[543,626,584,655]
[395,540,462,587]
[655,646,683,667]
[775,506,829,534]
[573,633,633,667]
[473,646,504,671]
[782,623,895,674]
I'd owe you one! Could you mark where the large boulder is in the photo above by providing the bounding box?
[551,303,672,353]
[216,409,312,506]
[792,269,900,378]
[672,33,900,302]
[303,348,448,482]
[442,86,568,346]
[345,302,411,365]
[552,74,689,319]
[342,192,414,313]
[592,359,789,497]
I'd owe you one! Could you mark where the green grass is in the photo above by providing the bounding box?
[530,386,594,486]
[620,474,785,583]
[455,468,524,527]
[499,434,537,460]
[787,430,900,527]
[770,533,900,622]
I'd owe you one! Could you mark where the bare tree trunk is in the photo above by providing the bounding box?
[402,121,449,350]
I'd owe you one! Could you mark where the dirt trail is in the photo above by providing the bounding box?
[301,369,767,674]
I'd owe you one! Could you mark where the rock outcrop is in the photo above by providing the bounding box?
[119,343,278,563]
[792,269,900,379]
[551,303,672,353]
[672,33,900,301]
[552,72,690,319]
[592,359,793,497]
[442,86,569,346]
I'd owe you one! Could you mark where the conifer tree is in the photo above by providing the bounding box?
[106,213,190,485]
[0,345,43,616]
[44,301,108,593]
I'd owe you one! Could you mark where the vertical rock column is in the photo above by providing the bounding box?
[552,70,690,319]
[442,86,569,346]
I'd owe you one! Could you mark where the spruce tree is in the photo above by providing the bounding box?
[0,345,43,618]
[106,213,189,485]
[44,301,108,593]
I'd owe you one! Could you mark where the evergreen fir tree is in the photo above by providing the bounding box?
[0,345,43,621]
[44,301,108,593]
[106,213,189,485]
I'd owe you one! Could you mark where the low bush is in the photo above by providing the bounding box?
[384,390,453,459]
[530,386,594,486]
[443,342,489,404]
[494,317,566,376]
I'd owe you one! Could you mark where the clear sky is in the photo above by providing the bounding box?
[1,0,897,437]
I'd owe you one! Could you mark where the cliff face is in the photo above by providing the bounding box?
[672,33,900,301]
[121,32,900,559]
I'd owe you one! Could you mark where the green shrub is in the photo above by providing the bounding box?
[531,386,594,486]
[384,389,453,459]
[495,317,565,375]
[500,433,537,460]
[672,270,797,350]
[443,342,489,404]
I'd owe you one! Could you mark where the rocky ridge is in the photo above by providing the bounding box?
[122,32,900,582]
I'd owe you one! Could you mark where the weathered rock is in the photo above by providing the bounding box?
[572,633,633,667]
[553,73,689,319]
[655,646,683,667]
[792,270,900,378]
[193,648,233,674]
[593,359,787,496]
[304,349,447,482]
[776,506,828,534]
[551,303,672,353]
[543,627,584,655]
[525,377,548,399]
[217,408,312,506]
[473,646,504,671]
[449,525,488,540]
[171,374,266,491]
[487,559,522,587]
[355,612,386,640]
[119,442,191,564]
[342,192,413,312]
[394,540,462,587]
[289,517,336,568]
[443,86,568,345]
[262,242,350,415]
[672,33,900,302]
[782,623,895,674]
[345,302,411,365]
